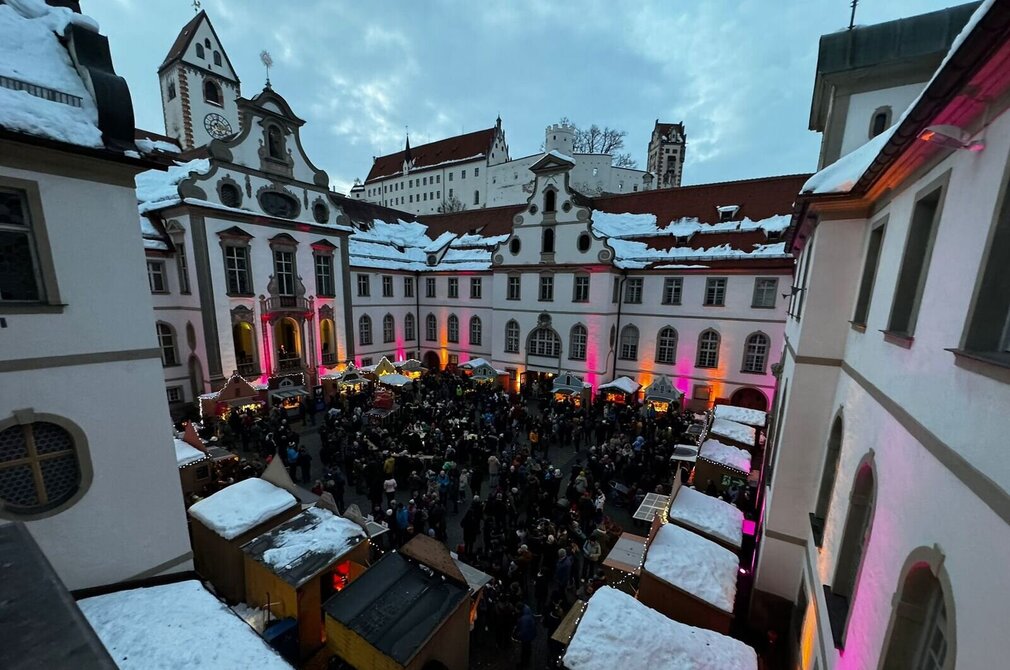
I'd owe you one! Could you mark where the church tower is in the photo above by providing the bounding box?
[646,121,686,189]
[158,11,241,150]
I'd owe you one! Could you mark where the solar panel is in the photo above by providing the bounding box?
[633,493,670,522]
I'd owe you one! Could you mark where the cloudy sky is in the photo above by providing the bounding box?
[87,0,962,194]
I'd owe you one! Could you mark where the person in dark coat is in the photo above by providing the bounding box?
[514,604,537,668]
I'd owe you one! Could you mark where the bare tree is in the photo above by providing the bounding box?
[437,193,466,213]
[560,117,638,168]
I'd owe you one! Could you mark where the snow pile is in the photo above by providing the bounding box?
[700,439,752,474]
[136,159,212,214]
[174,438,205,467]
[564,587,756,670]
[135,137,180,154]
[593,211,791,240]
[606,238,790,269]
[0,2,104,148]
[591,211,660,237]
[644,523,739,613]
[669,486,744,549]
[599,376,641,395]
[188,478,297,540]
[79,580,292,670]
[710,418,757,447]
[714,405,767,427]
[260,507,366,571]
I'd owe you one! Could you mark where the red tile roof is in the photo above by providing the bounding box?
[418,204,525,238]
[365,128,496,183]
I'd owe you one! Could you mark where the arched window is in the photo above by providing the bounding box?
[742,332,770,373]
[319,319,337,365]
[880,552,954,670]
[473,190,480,205]
[157,322,178,366]
[569,324,587,360]
[203,79,221,105]
[528,327,560,357]
[233,321,257,373]
[656,327,677,363]
[425,313,437,341]
[544,190,556,213]
[447,314,459,343]
[505,320,520,353]
[542,227,555,254]
[404,313,416,341]
[358,315,372,346]
[195,43,205,59]
[469,316,482,346]
[870,106,892,138]
[828,457,876,647]
[696,329,720,368]
[618,324,639,360]
[383,314,395,343]
[0,416,86,515]
[267,125,284,159]
[811,415,843,546]
[213,50,222,66]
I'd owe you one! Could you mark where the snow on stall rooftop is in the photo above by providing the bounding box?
[79,580,292,670]
[136,159,212,214]
[174,438,205,467]
[599,376,640,394]
[669,485,744,548]
[700,439,752,474]
[188,477,297,540]
[714,404,767,427]
[260,507,366,572]
[710,418,757,447]
[564,586,756,670]
[644,522,739,613]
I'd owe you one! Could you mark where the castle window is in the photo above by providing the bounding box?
[195,43,205,59]
[213,51,222,67]
[203,79,222,106]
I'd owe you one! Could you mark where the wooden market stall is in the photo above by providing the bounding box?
[599,532,648,595]
[175,437,212,500]
[321,364,372,399]
[551,371,591,407]
[462,359,508,387]
[396,358,427,380]
[370,356,398,378]
[664,476,744,552]
[199,374,265,420]
[323,550,471,670]
[597,376,641,404]
[713,404,768,430]
[267,375,310,418]
[187,477,300,603]
[242,507,370,661]
[643,375,684,414]
[708,417,758,452]
[693,438,752,495]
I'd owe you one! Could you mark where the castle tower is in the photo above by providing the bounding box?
[158,11,241,150]
[544,123,575,156]
[646,121,686,188]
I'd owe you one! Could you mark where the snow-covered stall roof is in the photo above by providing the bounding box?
[243,507,367,587]
[668,486,744,549]
[709,418,757,448]
[78,580,292,670]
[552,371,588,394]
[188,478,297,540]
[460,357,491,369]
[377,373,412,387]
[644,523,739,613]
[699,439,752,474]
[599,376,641,395]
[135,158,211,214]
[174,438,206,467]
[0,2,105,149]
[564,586,756,670]
[713,405,767,428]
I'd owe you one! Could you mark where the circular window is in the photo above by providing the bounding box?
[529,204,538,215]
[577,233,591,252]
[427,254,437,266]
[0,421,81,514]
[219,183,242,208]
[509,238,521,255]
[562,201,572,213]
[313,202,328,224]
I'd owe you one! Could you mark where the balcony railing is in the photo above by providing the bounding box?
[277,354,303,371]
[263,296,310,314]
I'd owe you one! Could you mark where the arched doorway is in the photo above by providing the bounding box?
[422,350,441,371]
[274,318,302,371]
[730,386,768,411]
[319,319,337,366]
[232,322,257,376]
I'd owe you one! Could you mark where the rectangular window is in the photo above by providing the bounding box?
[473,190,479,205]
[176,242,190,294]
[382,275,393,297]
[461,169,467,179]
[448,277,459,298]
[704,277,727,306]
[409,195,413,203]
[752,277,778,308]
[423,193,427,201]
[448,354,458,366]
[403,276,414,298]
[426,316,437,341]
[166,386,183,403]
[423,177,427,186]
[612,277,620,303]
[383,316,394,343]
[693,384,712,401]
[315,254,334,296]
[470,277,482,299]
[274,250,295,296]
[539,275,554,301]
[426,277,436,298]
[573,274,590,302]
[475,167,480,177]
[853,223,886,325]
[436,175,440,184]
[507,275,521,301]
[147,260,167,293]
[224,245,251,295]
[449,172,453,182]
[662,277,682,305]
[361,357,373,367]
[357,273,370,297]
[625,277,643,304]
[888,187,943,337]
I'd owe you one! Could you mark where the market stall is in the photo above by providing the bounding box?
[377,372,413,389]
[643,375,684,414]
[187,477,300,602]
[693,439,752,496]
[708,417,758,452]
[466,360,508,387]
[600,532,648,594]
[267,375,310,418]
[199,374,265,420]
[242,507,369,661]
[452,554,493,630]
[665,476,744,552]
[714,404,768,429]
[175,437,211,499]
[563,587,756,670]
[598,376,641,404]
[396,358,427,380]
[551,371,591,407]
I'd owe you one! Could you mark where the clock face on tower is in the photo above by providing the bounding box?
[204,113,232,139]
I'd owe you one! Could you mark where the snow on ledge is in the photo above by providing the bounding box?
[136,159,211,214]
[669,486,744,549]
[188,478,297,540]
[644,523,739,613]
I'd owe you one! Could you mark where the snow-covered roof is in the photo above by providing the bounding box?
[78,580,292,670]
[174,438,206,467]
[564,587,756,670]
[709,418,757,448]
[378,373,412,387]
[644,522,739,613]
[188,478,297,540]
[348,215,505,272]
[599,376,641,395]
[669,486,744,549]
[460,357,490,369]
[246,508,366,586]
[699,439,752,474]
[136,159,211,214]
[135,137,181,155]
[714,405,767,427]
[0,2,104,149]
[546,149,575,163]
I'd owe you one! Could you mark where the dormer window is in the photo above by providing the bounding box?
[195,44,205,59]
[203,79,222,106]
[213,51,222,67]
[544,190,556,213]
[267,125,284,159]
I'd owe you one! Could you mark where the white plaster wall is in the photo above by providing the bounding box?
[838,82,924,159]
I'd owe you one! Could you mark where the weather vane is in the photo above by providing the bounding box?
[848,0,858,30]
[260,50,273,89]
[192,0,201,13]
